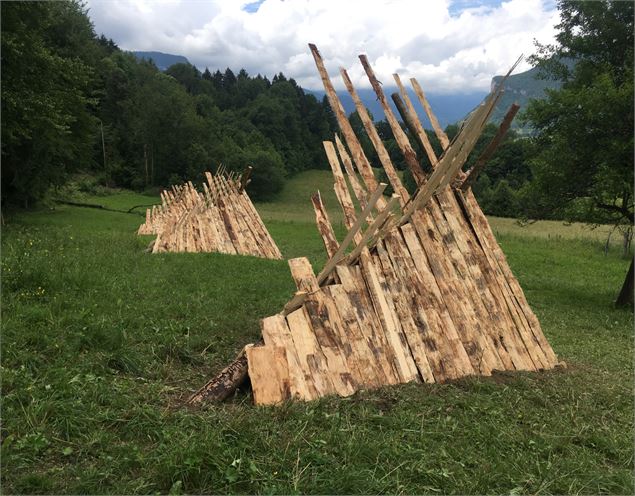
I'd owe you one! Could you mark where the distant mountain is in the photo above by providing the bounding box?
[489,65,563,132]
[131,51,190,71]
[307,88,487,129]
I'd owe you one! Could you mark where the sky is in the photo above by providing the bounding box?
[85,0,559,94]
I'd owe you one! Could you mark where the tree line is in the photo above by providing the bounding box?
[1,0,338,206]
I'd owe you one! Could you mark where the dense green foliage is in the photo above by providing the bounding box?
[2,178,632,494]
[1,1,336,206]
[523,0,634,226]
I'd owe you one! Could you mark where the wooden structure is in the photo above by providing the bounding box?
[189,45,561,406]
[138,168,282,259]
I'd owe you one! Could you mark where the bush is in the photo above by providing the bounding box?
[241,149,285,201]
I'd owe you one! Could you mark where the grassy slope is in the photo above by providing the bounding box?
[2,171,633,494]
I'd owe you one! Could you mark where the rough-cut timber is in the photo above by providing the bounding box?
[193,45,562,406]
[137,168,282,259]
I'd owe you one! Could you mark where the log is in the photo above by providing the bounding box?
[186,347,251,405]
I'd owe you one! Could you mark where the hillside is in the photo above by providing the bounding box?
[489,65,563,132]
[308,88,487,128]
[131,51,190,70]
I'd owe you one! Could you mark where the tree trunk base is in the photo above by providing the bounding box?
[615,257,634,308]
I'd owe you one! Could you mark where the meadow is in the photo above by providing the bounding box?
[2,170,633,494]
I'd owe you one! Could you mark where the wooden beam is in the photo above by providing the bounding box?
[460,103,521,191]
[334,135,369,210]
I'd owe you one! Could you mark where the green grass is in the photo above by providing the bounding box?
[2,170,633,494]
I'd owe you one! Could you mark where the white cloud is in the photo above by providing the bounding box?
[86,0,559,94]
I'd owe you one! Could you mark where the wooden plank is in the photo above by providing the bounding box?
[410,78,450,150]
[433,190,534,371]
[262,315,317,401]
[311,191,340,258]
[246,344,291,406]
[335,264,399,385]
[459,189,557,368]
[398,223,476,380]
[375,241,434,382]
[289,257,320,292]
[358,250,419,383]
[288,257,356,396]
[285,307,335,397]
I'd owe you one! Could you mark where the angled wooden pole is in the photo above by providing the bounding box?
[358,54,427,186]
[460,103,520,191]
[339,68,410,204]
[309,43,385,209]
[410,78,450,150]
[334,135,369,209]
[393,73,438,167]
[323,141,359,231]
[312,191,339,258]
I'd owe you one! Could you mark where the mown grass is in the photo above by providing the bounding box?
[2,171,633,494]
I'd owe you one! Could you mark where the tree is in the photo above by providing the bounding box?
[524,0,634,306]
[1,1,99,207]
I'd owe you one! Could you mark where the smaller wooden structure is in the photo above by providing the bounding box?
[138,168,282,259]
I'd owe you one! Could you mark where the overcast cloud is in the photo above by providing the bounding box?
[85,0,559,94]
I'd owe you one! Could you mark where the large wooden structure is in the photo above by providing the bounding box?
[138,168,282,259]
[189,45,561,406]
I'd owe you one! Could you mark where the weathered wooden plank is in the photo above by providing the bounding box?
[358,250,419,383]
[285,307,335,397]
[262,315,317,401]
[398,224,476,380]
[334,135,369,210]
[323,141,358,230]
[288,258,357,396]
[335,263,399,385]
[247,344,291,406]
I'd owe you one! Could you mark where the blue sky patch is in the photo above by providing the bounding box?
[243,1,264,14]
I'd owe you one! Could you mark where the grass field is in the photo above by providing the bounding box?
[2,170,633,494]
